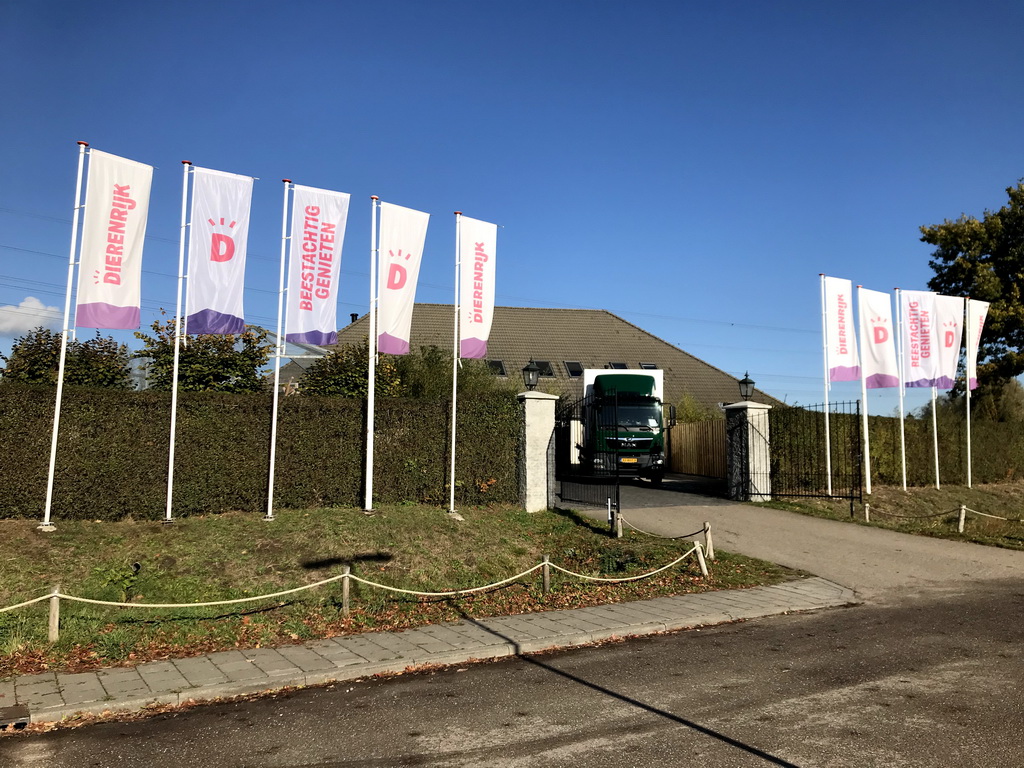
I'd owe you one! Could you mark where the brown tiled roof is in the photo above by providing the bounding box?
[331,304,778,409]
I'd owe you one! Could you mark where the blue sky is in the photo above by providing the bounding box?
[1,0,1022,414]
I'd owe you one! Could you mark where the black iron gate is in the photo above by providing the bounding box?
[762,400,862,502]
[554,392,620,512]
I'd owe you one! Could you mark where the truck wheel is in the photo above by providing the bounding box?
[649,474,664,487]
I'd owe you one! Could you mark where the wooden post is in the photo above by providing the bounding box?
[542,555,550,595]
[48,585,60,643]
[694,542,709,578]
[864,503,870,523]
[958,505,966,534]
[342,566,351,617]
[703,521,715,560]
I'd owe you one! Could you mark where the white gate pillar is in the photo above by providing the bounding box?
[724,401,772,502]
[518,391,559,513]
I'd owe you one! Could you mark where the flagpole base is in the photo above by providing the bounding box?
[161,519,174,526]
[36,524,56,533]
[263,515,275,522]
[447,511,464,522]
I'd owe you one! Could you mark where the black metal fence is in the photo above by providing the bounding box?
[553,392,621,511]
[764,401,862,502]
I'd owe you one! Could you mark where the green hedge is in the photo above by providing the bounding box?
[868,412,1024,486]
[0,385,520,520]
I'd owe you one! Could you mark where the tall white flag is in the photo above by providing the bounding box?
[377,202,429,355]
[823,276,860,382]
[966,298,990,391]
[75,150,153,329]
[458,216,497,359]
[901,290,939,388]
[186,168,254,335]
[933,294,965,390]
[286,185,350,345]
[858,288,899,388]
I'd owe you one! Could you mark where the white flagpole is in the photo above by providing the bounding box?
[364,196,380,512]
[165,160,192,524]
[931,386,940,489]
[966,298,973,489]
[40,141,89,532]
[857,286,871,496]
[895,288,908,491]
[449,212,462,515]
[819,274,833,497]
[266,179,292,521]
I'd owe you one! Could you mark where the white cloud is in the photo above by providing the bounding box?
[0,296,62,337]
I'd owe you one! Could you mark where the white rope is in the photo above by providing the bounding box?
[51,572,350,609]
[350,564,545,597]
[0,594,52,614]
[965,507,1023,522]
[549,546,699,583]
[0,548,706,613]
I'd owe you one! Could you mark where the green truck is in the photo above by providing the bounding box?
[578,369,674,485]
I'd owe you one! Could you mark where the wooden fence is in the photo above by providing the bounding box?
[669,419,727,478]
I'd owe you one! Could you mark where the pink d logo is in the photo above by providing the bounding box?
[211,233,235,262]
[387,263,407,290]
[945,330,955,348]
[873,326,888,344]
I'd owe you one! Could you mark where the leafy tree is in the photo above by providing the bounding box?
[0,326,133,389]
[134,317,273,393]
[300,341,515,399]
[922,181,1024,388]
[300,339,402,398]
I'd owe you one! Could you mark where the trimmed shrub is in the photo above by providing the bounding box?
[0,385,520,520]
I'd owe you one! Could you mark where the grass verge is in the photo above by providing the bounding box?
[756,483,1024,550]
[0,504,797,677]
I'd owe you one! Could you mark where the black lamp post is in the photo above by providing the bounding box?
[522,360,540,391]
[738,372,755,401]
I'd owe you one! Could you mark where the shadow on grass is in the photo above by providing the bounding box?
[300,551,394,571]
[549,506,611,536]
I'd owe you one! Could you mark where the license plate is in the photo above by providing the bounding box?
[620,457,638,464]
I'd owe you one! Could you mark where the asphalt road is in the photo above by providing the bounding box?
[3,483,1023,767]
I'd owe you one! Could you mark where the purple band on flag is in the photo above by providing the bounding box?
[905,378,934,388]
[933,376,956,390]
[75,302,140,330]
[969,376,979,390]
[460,338,487,359]
[865,373,900,389]
[828,365,861,382]
[378,332,409,355]
[286,330,338,346]
[187,309,244,335]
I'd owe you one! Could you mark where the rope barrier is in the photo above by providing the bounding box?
[864,503,1024,526]
[549,546,699,583]
[0,547,707,621]
[349,565,545,598]
[964,507,1024,523]
[620,518,705,540]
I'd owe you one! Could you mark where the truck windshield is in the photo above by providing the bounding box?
[614,404,661,428]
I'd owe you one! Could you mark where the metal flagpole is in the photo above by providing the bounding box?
[165,160,192,524]
[449,212,462,515]
[40,140,89,532]
[895,288,908,491]
[819,274,833,497]
[931,385,940,489]
[266,179,292,521]
[966,298,973,489]
[857,286,871,496]
[364,196,380,511]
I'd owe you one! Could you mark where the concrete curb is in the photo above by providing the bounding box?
[0,577,858,726]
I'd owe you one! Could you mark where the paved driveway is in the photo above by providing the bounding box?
[580,476,1024,603]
